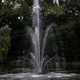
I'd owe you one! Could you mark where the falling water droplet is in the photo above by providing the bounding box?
[2,0,5,3]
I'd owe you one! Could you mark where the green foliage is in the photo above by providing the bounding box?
[0,0,31,17]
[44,1,64,16]
[0,26,11,59]
[0,0,32,62]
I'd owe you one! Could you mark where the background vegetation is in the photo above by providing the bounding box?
[0,0,80,73]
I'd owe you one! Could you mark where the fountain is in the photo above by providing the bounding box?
[31,0,42,73]
[31,0,62,73]
[0,0,80,80]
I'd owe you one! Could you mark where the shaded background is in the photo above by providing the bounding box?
[0,0,80,73]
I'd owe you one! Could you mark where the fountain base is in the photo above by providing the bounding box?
[0,72,79,80]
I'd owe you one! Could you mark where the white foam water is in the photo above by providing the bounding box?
[0,72,78,80]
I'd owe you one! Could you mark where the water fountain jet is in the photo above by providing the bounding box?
[31,0,43,73]
[0,0,79,80]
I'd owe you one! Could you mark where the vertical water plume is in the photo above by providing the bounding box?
[31,0,66,73]
[32,0,42,73]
